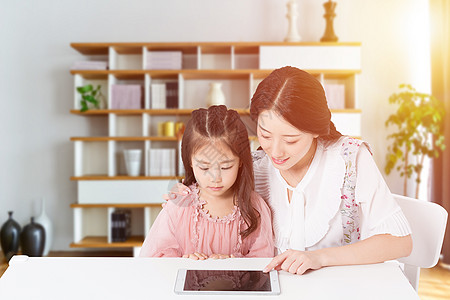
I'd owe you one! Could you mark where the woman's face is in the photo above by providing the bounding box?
[191,140,240,200]
[257,110,318,171]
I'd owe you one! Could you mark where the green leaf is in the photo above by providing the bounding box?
[80,101,88,112]
[77,84,93,94]
[83,95,97,104]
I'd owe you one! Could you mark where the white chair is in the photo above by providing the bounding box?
[394,194,448,291]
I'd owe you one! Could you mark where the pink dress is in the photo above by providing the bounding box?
[139,184,274,258]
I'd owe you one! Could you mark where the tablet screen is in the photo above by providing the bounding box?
[183,270,271,292]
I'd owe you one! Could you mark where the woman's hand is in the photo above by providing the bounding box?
[209,254,235,259]
[162,182,190,201]
[182,252,208,260]
[263,249,324,275]
[263,234,412,275]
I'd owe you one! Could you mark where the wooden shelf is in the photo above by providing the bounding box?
[70,236,144,248]
[70,135,257,142]
[70,109,251,115]
[70,136,180,142]
[70,175,184,181]
[330,109,362,113]
[70,203,162,208]
[70,108,359,115]
[69,41,363,252]
[70,69,257,80]
[70,69,361,80]
[71,109,147,115]
[71,41,362,55]
[70,70,178,80]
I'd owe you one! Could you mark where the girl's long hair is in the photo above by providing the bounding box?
[250,66,342,144]
[181,105,259,239]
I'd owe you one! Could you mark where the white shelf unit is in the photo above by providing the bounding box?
[69,42,362,253]
[70,203,162,253]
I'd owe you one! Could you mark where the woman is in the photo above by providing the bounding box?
[251,66,412,274]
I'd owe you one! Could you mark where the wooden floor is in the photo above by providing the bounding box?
[1,252,450,298]
[418,263,450,299]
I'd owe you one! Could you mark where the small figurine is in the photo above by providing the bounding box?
[321,0,338,42]
[284,0,301,42]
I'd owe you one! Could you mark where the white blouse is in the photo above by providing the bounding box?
[253,136,411,254]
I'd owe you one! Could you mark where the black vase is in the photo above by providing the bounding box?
[20,217,45,257]
[1,211,22,262]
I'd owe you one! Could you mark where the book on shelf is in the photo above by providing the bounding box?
[71,61,108,70]
[111,211,119,242]
[166,82,179,109]
[148,149,176,176]
[110,84,143,109]
[145,51,182,70]
[324,84,346,109]
[150,83,166,109]
[110,209,131,243]
[150,81,178,109]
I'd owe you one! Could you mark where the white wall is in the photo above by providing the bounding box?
[0,0,430,251]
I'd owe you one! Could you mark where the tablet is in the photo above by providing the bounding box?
[174,269,280,295]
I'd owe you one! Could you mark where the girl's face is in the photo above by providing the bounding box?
[257,110,318,171]
[191,140,240,200]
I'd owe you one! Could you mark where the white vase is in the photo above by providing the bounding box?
[123,149,142,176]
[206,83,226,107]
[97,91,107,109]
[35,197,53,256]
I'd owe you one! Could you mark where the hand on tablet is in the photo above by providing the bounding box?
[182,253,236,260]
[263,249,323,275]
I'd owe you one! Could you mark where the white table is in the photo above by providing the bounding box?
[0,256,418,300]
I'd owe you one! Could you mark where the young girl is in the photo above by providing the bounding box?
[139,105,274,259]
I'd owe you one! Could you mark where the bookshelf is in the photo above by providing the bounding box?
[69,41,362,254]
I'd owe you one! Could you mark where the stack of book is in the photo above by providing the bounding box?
[110,84,143,109]
[110,209,131,243]
[150,82,179,109]
[148,149,176,176]
[145,51,182,70]
[71,61,108,70]
[324,84,346,109]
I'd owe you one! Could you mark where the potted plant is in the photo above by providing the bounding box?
[77,84,104,112]
[385,84,445,198]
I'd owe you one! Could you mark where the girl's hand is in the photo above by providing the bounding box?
[182,252,208,260]
[162,182,190,201]
[263,249,324,275]
[209,254,236,259]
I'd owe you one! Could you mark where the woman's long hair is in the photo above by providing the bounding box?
[250,66,342,143]
[181,105,259,239]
